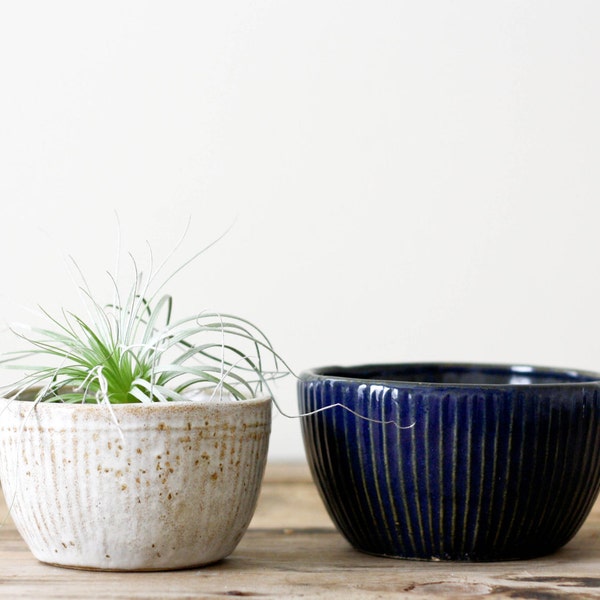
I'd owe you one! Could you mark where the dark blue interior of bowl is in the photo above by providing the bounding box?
[312,363,600,386]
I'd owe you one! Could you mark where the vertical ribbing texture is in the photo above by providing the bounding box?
[299,378,600,561]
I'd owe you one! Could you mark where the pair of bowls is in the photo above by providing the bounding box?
[298,362,600,561]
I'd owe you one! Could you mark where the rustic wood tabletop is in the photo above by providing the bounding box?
[2,463,600,599]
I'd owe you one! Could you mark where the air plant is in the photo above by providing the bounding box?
[0,234,288,405]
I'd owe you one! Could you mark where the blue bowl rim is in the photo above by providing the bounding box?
[299,362,600,389]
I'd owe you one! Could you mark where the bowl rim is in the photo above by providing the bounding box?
[299,361,600,389]
[0,391,272,411]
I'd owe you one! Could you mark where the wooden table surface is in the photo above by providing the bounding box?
[2,463,600,599]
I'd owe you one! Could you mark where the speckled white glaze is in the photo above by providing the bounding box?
[0,394,271,571]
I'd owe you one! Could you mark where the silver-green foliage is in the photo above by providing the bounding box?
[1,240,287,404]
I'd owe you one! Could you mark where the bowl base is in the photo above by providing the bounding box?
[352,545,561,563]
[41,557,225,572]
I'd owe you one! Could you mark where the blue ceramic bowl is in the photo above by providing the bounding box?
[298,363,600,561]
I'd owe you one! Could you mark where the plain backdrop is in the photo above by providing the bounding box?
[1,2,599,461]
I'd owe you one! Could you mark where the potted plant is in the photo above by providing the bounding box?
[0,238,287,571]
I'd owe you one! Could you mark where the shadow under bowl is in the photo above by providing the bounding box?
[298,362,600,561]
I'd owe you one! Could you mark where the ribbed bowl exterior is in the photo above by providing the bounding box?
[0,397,271,571]
[298,365,600,561]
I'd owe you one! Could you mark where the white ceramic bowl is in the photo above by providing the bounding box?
[0,393,271,571]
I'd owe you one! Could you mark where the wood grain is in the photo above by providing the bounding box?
[2,462,600,598]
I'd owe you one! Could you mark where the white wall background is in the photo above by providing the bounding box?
[1,2,599,461]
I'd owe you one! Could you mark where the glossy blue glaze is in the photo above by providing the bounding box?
[298,363,600,561]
